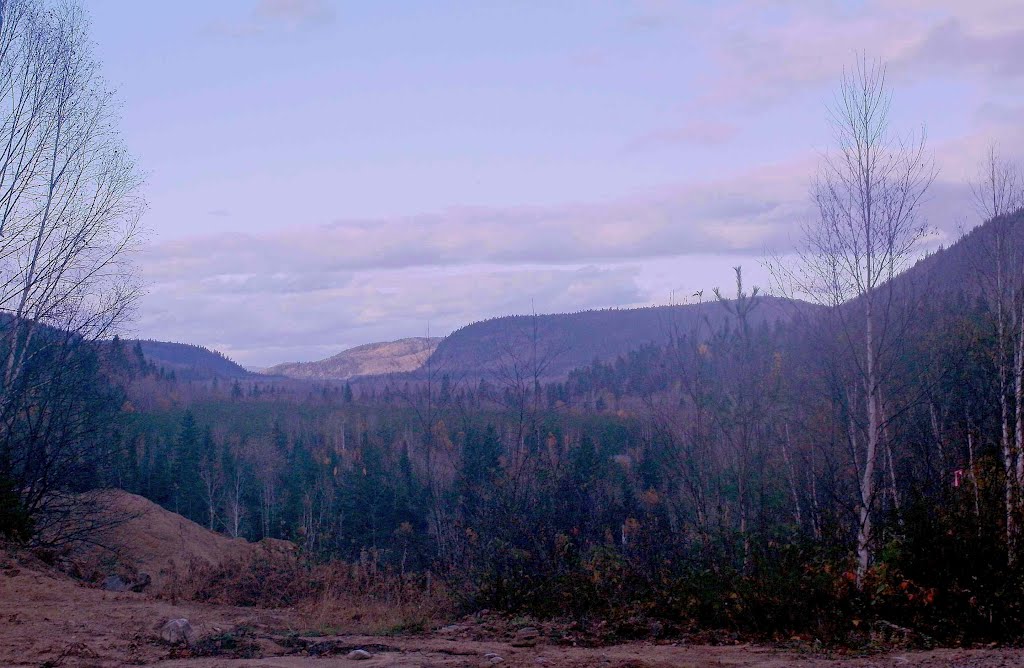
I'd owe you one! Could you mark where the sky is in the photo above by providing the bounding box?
[86,0,1024,368]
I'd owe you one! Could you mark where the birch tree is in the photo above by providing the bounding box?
[775,56,934,586]
[968,144,1023,562]
[0,0,144,538]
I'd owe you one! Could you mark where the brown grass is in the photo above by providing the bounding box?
[39,491,452,635]
[170,547,453,635]
[301,558,452,635]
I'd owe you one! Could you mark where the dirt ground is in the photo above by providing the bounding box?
[4,494,1020,667]
[3,561,1023,668]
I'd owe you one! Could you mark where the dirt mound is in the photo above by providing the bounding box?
[73,490,294,595]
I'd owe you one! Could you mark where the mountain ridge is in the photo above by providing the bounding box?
[422,296,804,382]
[128,339,254,381]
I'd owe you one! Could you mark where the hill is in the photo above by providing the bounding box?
[892,210,1024,298]
[129,339,254,381]
[425,296,801,382]
[76,490,293,596]
[264,337,440,381]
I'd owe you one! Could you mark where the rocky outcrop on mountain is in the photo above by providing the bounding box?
[263,337,440,381]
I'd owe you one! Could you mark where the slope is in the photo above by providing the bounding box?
[130,339,254,381]
[264,337,440,381]
[425,296,800,382]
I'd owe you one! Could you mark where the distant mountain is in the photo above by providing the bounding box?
[129,339,254,381]
[264,337,441,381]
[425,296,801,382]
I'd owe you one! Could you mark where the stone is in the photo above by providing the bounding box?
[346,649,372,660]
[129,572,151,593]
[512,626,540,647]
[159,618,195,645]
[101,575,127,592]
[439,624,465,634]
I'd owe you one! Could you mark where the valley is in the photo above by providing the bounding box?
[3,2,1024,664]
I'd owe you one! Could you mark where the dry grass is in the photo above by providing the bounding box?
[169,548,453,635]
[32,491,453,636]
[300,558,452,635]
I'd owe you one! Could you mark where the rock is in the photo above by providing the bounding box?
[159,618,195,645]
[439,624,465,634]
[480,655,504,666]
[101,575,127,592]
[346,649,372,660]
[129,572,151,593]
[512,626,540,647]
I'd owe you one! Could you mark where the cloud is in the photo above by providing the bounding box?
[137,264,646,367]
[207,0,334,37]
[688,0,1024,109]
[141,178,807,288]
[908,18,1024,79]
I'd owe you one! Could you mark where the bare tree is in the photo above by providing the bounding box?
[0,0,144,541]
[968,144,1024,562]
[774,56,935,586]
[971,145,1021,221]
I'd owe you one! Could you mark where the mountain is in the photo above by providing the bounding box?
[425,296,801,382]
[892,210,1024,298]
[264,337,441,381]
[129,339,254,381]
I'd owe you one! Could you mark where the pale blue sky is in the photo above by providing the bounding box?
[86,1,1024,366]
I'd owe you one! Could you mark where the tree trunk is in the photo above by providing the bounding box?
[999,289,1016,564]
[1014,307,1024,493]
[782,422,802,527]
[857,293,879,588]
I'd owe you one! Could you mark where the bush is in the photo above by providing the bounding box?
[0,475,31,541]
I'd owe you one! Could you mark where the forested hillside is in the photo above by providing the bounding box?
[425,296,799,382]
[130,340,255,381]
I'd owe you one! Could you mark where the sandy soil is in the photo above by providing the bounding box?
[68,490,293,596]
[3,562,1022,668]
